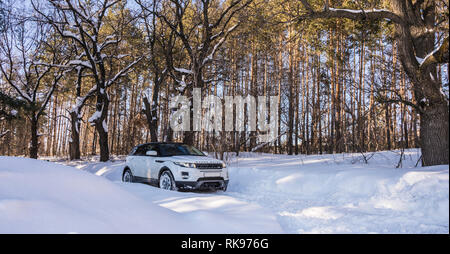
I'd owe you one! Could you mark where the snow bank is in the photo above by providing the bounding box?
[0,156,195,233]
[226,150,449,233]
[1,156,282,233]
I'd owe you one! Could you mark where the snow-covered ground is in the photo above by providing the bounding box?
[226,150,448,233]
[0,149,448,233]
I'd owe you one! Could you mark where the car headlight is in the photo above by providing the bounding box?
[173,162,197,168]
[221,162,227,168]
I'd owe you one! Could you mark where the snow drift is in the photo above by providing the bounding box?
[0,156,282,234]
[226,150,449,233]
[0,156,195,233]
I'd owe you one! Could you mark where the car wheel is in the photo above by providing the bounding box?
[159,170,177,191]
[122,168,133,183]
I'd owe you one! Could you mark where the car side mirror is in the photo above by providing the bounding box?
[146,150,157,156]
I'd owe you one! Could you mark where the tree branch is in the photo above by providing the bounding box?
[420,36,449,70]
[298,1,404,25]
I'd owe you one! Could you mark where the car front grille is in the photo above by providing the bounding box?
[201,182,222,189]
[195,163,223,169]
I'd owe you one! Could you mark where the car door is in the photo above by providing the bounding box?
[131,145,147,178]
[127,146,140,175]
[142,144,159,181]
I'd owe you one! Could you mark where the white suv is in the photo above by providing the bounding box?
[122,142,229,191]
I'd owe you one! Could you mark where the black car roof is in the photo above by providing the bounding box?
[135,142,184,147]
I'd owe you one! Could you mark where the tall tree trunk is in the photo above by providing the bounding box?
[249,45,258,150]
[287,30,295,155]
[143,95,158,142]
[420,102,449,166]
[69,111,81,160]
[96,122,109,161]
[277,42,282,154]
[93,91,110,162]
[358,36,366,152]
[335,28,343,153]
[29,114,39,159]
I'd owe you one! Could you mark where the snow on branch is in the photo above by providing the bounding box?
[62,31,80,41]
[203,37,225,65]
[67,60,93,69]
[99,35,119,51]
[420,36,449,70]
[88,110,102,124]
[70,85,97,114]
[298,0,404,25]
[202,23,239,65]
[203,24,239,66]
[328,8,390,14]
[0,130,10,138]
[33,60,92,70]
[174,67,193,75]
[105,57,144,87]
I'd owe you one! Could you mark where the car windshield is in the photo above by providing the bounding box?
[159,144,205,157]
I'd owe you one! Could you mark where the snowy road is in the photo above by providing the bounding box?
[61,149,448,234]
[63,159,283,233]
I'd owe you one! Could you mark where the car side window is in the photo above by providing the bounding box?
[134,146,147,156]
[145,144,159,156]
[132,144,159,156]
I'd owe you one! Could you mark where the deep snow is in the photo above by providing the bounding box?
[0,149,448,233]
[0,156,197,233]
[225,150,448,233]
[0,156,281,233]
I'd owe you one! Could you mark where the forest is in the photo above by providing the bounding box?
[0,0,448,165]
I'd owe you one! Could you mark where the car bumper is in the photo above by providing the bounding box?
[175,177,229,190]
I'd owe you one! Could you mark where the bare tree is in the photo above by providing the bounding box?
[136,0,177,142]
[68,64,95,160]
[34,0,143,161]
[0,11,68,158]
[298,0,449,166]
[154,0,252,145]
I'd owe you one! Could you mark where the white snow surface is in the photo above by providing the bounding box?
[0,156,200,233]
[0,149,448,234]
[0,156,280,234]
[226,151,448,233]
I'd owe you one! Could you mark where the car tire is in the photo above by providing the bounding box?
[122,168,133,183]
[159,170,177,191]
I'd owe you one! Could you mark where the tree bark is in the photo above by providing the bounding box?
[93,91,110,162]
[143,96,158,142]
[420,102,449,166]
[29,114,39,159]
[96,121,110,162]
[287,32,295,155]
[69,111,81,160]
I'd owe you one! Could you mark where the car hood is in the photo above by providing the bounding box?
[168,155,223,164]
